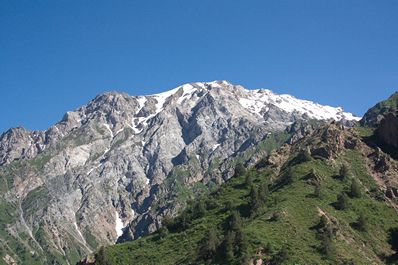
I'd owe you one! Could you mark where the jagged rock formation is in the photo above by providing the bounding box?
[0,81,359,264]
[376,112,398,148]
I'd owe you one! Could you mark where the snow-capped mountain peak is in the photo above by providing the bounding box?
[138,81,360,124]
[238,88,360,121]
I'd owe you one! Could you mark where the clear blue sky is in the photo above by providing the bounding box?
[1,1,397,133]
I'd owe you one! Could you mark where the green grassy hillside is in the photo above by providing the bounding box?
[86,126,398,265]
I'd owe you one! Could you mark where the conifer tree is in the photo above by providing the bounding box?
[350,179,361,198]
[356,213,367,231]
[336,192,349,210]
[245,173,253,188]
[229,211,243,231]
[249,186,261,217]
[201,228,219,260]
[194,200,206,218]
[258,181,269,203]
[314,181,323,199]
[339,164,350,180]
[223,231,235,262]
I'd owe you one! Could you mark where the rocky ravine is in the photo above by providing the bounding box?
[0,81,360,264]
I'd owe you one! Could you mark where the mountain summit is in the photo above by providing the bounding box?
[0,81,360,264]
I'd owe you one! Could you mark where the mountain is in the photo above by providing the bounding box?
[81,113,398,265]
[0,81,360,265]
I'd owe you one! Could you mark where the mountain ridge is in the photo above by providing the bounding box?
[0,81,362,265]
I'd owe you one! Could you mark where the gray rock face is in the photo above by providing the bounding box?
[0,81,359,264]
[376,112,398,148]
[0,127,45,165]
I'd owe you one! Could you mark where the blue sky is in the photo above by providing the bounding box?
[1,1,397,133]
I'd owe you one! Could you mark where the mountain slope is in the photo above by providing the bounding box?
[81,123,398,265]
[0,81,360,265]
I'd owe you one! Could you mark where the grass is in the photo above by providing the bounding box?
[93,147,398,265]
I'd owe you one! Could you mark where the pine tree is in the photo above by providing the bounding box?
[273,245,289,264]
[336,192,349,210]
[339,164,350,180]
[179,211,189,229]
[303,147,312,162]
[258,181,269,203]
[388,227,398,257]
[223,231,235,262]
[194,200,206,218]
[356,213,367,231]
[350,179,361,198]
[314,181,323,199]
[224,201,234,212]
[229,211,243,231]
[245,173,253,188]
[235,228,249,260]
[283,168,294,186]
[320,233,336,260]
[249,186,261,217]
[201,228,219,260]
[157,226,169,239]
[318,215,328,230]
[95,246,110,265]
[265,242,273,255]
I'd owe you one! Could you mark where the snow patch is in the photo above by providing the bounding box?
[131,113,157,134]
[115,211,124,237]
[212,143,221,151]
[177,84,197,104]
[102,123,114,138]
[86,163,102,176]
[114,128,124,136]
[135,97,147,114]
[239,89,361,121]
[73,222,85,241]
[152,86,181,113]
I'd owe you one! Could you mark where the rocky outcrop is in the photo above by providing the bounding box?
[375,112,398,148]
[0,127,46,165]
[361,91,398,127]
